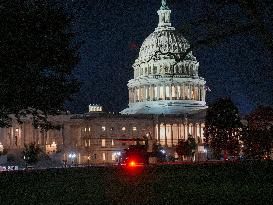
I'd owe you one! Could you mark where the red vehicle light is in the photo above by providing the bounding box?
[129,161,136,167]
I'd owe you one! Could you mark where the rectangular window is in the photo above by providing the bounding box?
[84,127,87,132]
[101,139,106,147]
[88,139,91,147]
[133,127,137,131]
[102,152,106,161]
[111,139,115,147]
[88,127,91,132]
[112,153,116,161]
[102,126,106,131]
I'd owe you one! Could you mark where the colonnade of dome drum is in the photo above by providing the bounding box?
[128,83,205,103]
[134,60,198,77]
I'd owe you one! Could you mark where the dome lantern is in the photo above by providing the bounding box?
[157,0,172,30]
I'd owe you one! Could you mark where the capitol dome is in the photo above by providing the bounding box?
[121,0,207,115]
[137,29,196,64]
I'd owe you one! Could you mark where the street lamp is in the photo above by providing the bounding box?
[0,142,3,153]
[68,153,76,165]
[87,156,90,166]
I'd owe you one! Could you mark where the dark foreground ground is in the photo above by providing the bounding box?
[0,161,273,205]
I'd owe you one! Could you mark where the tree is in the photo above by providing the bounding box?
[241,106,273,159]
[22,143,42,165]
[204,97,242,159]
[0,0,80,128]
[176,135,197,160]
[177,0,273,59]
[152,143,166,161]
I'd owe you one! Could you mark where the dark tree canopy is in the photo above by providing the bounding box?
[176,135,197,159]
[179,0,273,57]
[0,0,80,128]
[204,97,242,158]
[22,143,42,165]
[242,106,273,159]
[247,106,273,130]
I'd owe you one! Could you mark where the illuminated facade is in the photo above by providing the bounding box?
[121,1,207,115]
[0,1,207,165]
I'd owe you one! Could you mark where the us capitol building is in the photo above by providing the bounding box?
[0,1,208,164]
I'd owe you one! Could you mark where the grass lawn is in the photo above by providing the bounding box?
[0,161,273,205]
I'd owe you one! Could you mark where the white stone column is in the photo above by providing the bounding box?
[170,85,173,100]
[179,85,183,100]
[189,84,192,100]
[185,124,188,139]
[200,86,202,101]
[158,123,160,142]
[174,85,178,100]
[151,85,154,101]
[144,86,148,101]
[133,88,136,103]
[157,85,160,100]
[202,86,205,101]
[141,87,144,101]
[171,124,173,147]
[182,84,184,100]
[163,85,166,100]
[164,124,167,146]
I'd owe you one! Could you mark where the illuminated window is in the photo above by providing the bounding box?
[189,124,193,135]
[133,127,137,131]
[102,126,106,131]
[88,139,91,147]
[15,128,19,132]
[137,88,140,101]
[102,152,106,161]
[165,86,170,98]
[122,127,126,131]
[88,127,91,132]
[110,127,114,131]
[112,153,116,161]
[172,86,176,98]
[111,139,114,146]
[84,128,87,132]
[85,140,88,147]
[101,139,106,147]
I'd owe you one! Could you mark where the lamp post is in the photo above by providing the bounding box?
[87,156,90,166]
[68,153,76,165]
[0,142,3,153]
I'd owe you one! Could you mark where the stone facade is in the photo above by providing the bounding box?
[0,112,206,164]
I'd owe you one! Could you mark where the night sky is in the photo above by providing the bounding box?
[60,0,273,115]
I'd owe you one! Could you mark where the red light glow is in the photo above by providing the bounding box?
[129,161,136,167]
